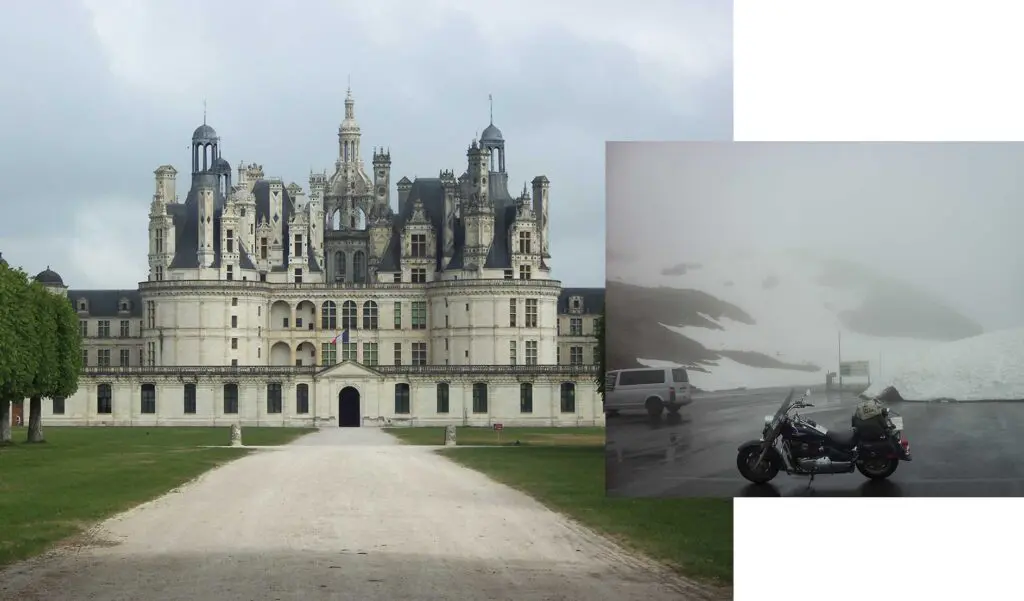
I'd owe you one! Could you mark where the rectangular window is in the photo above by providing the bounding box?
[594,347,601,364]
[394,383,411,414]
[341,342,358,362]
[570,317,583,336]
[184,383,197,414]
[393,342,402,366]
[147,341,156,366]
[232,297,238,307]
[79,320,88,337]
[525,299,538,327]
[226,265,234,281]
[98,349,111,367]
[146,301,156,328]
[519,264,531,280]
[520,383,533,413]
[393,301,402,329]
[557,346,561,364]
[140,383,156,414]
[97,384,112,414]
[321,343,337,366]
[227,229,234,253]
[503,269,513,280]
[411,301,426,330]
[472,382,488,414]
[296,384,309,414]
[266,382,283,414]
[222,383,239,414]
[231,359,238,366]
[593,317,601,333]
[509,298,517,327]
[98,320,110,338]
[260,237,268,259]
[155,265,164,281]
[294,269,303,284]
[82,348,89,367]
[231,315,238,328]
[231,338,238,350]
[120,320,130,337]
[411,268,427,283]
[412,342,427,366]
[560,383,576,413]
[570,346,583,365]
[362,342,378,366]
[525,340,538,365]
[436,383,449,414]
[52,396,65,415]
[393,272,401,283]
[411,233,427,258]
[518,231,531,254]
[294,234,302,258]
[155,227,164,253]
[509,340,517,365]
[119,349,130,366]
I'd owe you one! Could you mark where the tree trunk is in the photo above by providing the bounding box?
[27,395,44,443]
[0,399,11,443]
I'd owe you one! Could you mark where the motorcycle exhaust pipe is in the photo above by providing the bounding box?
[797,458,855,474]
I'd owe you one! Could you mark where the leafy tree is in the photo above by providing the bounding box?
[25,282,59,443]
[595,301,606,398]
[51,287,83,407]
[0,263,34,444]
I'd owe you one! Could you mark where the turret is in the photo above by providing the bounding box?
[396,176,412,207]
[532,175,551,259]
[440,169,458,259]
[462,141,494,270]
[196,182,216,268]
[155,165,178,203]
[373,148,392,210]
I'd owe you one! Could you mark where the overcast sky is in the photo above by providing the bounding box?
[0,0,731,290]
[608,142,1024,330]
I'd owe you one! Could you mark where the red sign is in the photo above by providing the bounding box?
[493,423,504,431]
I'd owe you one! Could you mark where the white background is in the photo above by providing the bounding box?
[734,1,1023,599]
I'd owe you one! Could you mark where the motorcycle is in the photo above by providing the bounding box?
[736,388,912,485]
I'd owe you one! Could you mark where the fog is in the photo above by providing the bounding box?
[607,142,1024,330]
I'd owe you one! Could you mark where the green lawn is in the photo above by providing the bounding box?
[0,426,312,568]
[387,427,732,586]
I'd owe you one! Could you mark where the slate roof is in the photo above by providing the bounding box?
[68,289,143,318]
[558,287,605,315]
[34,268,65,286]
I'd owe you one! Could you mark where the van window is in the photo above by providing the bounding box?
[604,372,618,390]
[618,369,665,386]
[671,368,689,383]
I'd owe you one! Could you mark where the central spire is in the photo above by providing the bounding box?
[489,93,493,124]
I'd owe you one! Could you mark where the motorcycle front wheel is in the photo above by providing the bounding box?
[737,447,779,484]
[856,458,899,480]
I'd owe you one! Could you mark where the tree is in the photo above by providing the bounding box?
[50,286,83,411]
[0,263,34,444]
[25,282,59,443]
[595,301,606,398]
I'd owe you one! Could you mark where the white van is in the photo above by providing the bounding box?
[603,367,692,417]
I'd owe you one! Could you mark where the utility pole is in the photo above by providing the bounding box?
[838,330,843,391]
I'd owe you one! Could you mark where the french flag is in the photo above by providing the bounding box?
[330,329,350,345]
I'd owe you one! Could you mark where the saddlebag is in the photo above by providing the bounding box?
[851,399,889,439]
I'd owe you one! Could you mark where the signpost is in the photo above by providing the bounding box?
[839,361,871,385]
[493,423,504,444]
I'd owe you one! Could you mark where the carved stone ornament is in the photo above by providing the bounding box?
[230,423,243,447]
[444,424,457,446]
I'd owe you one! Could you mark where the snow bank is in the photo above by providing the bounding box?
[863,328,1024,401]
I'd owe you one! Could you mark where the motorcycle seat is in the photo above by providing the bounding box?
[825,428,857,449]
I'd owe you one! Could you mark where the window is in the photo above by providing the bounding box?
[411,233,427,258]
[267,382,283,414]
[560,383,576,413]
[231,315,238,328]
[52,396,65,415]
[97,383,112,414]
[232,297,238,307]
[120,320,130,337]
[341,342,358,362]
[570,346,583,365]
[232,359,238,366]
[594,347,601,364]
[260,237,268,259]
[509,299,517,327]
[518,231,532,254]
[520,383,533,413]
[393,342,402,366]
[362,301,378,329]
[393,272,401,283]
[503,269,513,280]
[147,341,156,366]
[184,383,197,414]
[146,301,156,328]
[411,301,426,330]
[98,320,110,338]
[231,338,238,350]
[509,341,517,365]
[593,317,601,334]
[296,384,309,414]
[525,299,538,327]
[226,229,234,253]
[525,340,538,365]
[519,264,531,280]
[557,346,561,364]
[321,343,337,366]
[394,383,411,414]
[321,301,337,330]
[98,349,111,367]
[141,383,156,414]
[557,319,560,335]
[334,251,346,281]
[362,342,378,366]
[412,342,427,366]
[79,320,88,337]
[294,268,302,284]
[223,383,239,414]
[82,348,89,367]
[472,383,488,414]
[393,302,402,329]
[155,265,164,281]
[341,300,357,330]
[294,234,303,258]
[155,227,164,252]
[671,368,690,383]
[436,383,449,414]
[353,251,366,283]
[227,265,234,281]
[119,349,130,366]
[411,268,427,283]
[570,317,583,336]
[618,369,665,386]
[260,272,267,282]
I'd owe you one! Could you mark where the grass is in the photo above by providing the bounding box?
[0,426,312,568]
[386,426,733,586]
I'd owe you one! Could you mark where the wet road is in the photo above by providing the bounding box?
[605,387,1024,497]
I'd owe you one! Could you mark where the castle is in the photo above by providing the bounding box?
[12,90,604,428]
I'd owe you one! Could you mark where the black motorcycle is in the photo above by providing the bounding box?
[736,389,912,485]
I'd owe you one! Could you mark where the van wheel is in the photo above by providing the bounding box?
[605,410,620,417]
[645,398,664,418]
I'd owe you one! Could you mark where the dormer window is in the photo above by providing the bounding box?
[570,296,584,314]
[77,299,88,312]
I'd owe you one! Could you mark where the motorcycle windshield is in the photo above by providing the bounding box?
[769,389,797,430]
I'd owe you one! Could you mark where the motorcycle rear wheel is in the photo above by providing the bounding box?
[856,458,899,480]
[737,447,779,484]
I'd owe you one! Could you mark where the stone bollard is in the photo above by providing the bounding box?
[444,424,457,447]
[230,423,243,447]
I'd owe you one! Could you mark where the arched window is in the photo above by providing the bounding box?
[520,383,533,413]
[560,382,576,413]
[223,383,239,414]
[436,382,449,414]
[97,383,112,414]
[321,300,337,330]
[341,301,358,330]
[472,382,488,414]
[296,383,309,414]
[335,251,346,280]
[353,251,366,283]
[362,301,378,330]
[394,383,411,414]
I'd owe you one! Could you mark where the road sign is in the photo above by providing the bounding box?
[840,361,870,378]
[493,423,504,431]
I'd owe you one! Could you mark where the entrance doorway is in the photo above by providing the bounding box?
[338,386,361,427]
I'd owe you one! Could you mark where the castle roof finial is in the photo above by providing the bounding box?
[489,93,493,125]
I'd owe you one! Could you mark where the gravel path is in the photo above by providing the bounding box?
[0,428,727,600]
